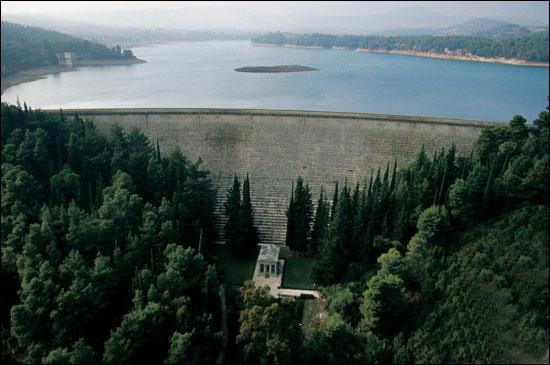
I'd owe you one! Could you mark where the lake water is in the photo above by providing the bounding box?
[2,41,548,121]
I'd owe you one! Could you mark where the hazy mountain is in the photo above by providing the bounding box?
[492,15,548,27]
[3,7,546,41]
[376,28,437,37]
[0,14,254,46]
[2,6,472,35]
[437,18,508,36]
[376,18,548,38]
[473,23,535,38]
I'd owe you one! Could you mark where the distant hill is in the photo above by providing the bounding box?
[376,28,435,37]
[0,14,254,47]
[1,21,139,74]
[253,31,549,64]
[437,18,509,36]
[377,18,549,39]
[1,6,471,35]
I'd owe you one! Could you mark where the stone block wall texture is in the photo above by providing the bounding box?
[58,108,499,245]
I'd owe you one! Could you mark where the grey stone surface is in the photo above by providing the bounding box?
[48,108,501,245]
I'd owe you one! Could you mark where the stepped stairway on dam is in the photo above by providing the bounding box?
[45,108,500,246]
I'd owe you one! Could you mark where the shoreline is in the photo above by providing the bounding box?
[1,58,145,95]
[355,48,549,67]
[252,42,549,67]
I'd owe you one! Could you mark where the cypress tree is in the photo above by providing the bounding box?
[365,168,381,253]
[354,178,369,245]
[390,160,397,193]
[310,187,329,256]
[291,177,313,256]
[383,161,390,188]
[198,226,207,258]
[482,161,495,218]
[436,163,448,206]
[351,182,360,218]
[224,174,243,255]
[330,180,339,222]
[156,138,161,163]
[285,181,295,250]
[329,181,354,280]
[241,173,258,257]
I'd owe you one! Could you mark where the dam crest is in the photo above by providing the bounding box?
[48,108,500,245]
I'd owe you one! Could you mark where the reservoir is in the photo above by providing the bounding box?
[1,40,548,121]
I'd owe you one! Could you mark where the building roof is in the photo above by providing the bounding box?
[258,244,280,263]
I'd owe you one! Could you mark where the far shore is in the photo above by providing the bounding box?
[355,48,550,67]
[1,58,145,95]
[252,42,549,68]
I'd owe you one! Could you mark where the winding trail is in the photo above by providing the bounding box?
[215,284,228,365]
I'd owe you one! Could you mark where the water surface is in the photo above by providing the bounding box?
[2,41,548,121]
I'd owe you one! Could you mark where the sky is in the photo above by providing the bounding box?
[1,1,549,31]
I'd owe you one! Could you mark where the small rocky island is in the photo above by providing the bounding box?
[235,65,319,73]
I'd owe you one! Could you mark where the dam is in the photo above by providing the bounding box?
[55,108,499,245]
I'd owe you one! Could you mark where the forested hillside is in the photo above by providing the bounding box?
[281,110,549,363]
[253,32,549,62]
[1,102,219,363]
[1,22,137,74]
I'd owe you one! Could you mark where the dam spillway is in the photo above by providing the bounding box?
[53,108,500,245]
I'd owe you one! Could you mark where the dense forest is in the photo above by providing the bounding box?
[1,102,220,363]
[283,109,549,363]
[1,22,137,74]
[1,101,548,364]
[252,32,550,62]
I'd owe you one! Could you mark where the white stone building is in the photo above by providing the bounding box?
[257,244,282,277]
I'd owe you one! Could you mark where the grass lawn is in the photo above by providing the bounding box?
[280,246,316,290]
[300,298,324,339]
[213,244,316,289]
[212,244,258,286]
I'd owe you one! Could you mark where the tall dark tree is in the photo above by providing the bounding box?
[285,182,295,249]
[241,174,259,257]
[285,177,312,255]
[309,187,329,256]
[330,180,339,222]
[224,174,243,255]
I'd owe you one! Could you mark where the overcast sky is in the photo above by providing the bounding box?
[2,1,548,31]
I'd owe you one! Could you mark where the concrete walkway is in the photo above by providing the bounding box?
[277,288,320,298]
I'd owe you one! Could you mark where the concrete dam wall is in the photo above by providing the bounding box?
[59,108,498,245]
